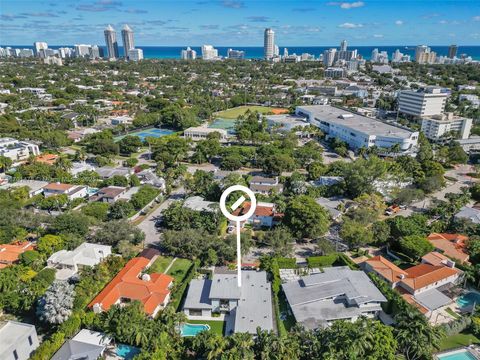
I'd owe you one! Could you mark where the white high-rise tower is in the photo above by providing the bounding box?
[104,25,119,59]
[121,24,135,58]
[340,40,347,51]
[264,28,274,60]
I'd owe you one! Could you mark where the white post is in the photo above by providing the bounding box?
[237,220,242,287]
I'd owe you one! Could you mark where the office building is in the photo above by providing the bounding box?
[33,41,48,57]
[421,113,472,141]
[181,46,197,60]
[201,45,218,60]
[282,267,387,329]
[227,48,245,59]
[415,45,436,64]
[0,321,40,360]
[104,25,119,59]
[264,28,275,60]
[323,48,336,66]
[74,44,91,58]
[0,137,40,163]
[128,48,143,61]
[324,67,345,79]
[448,45,458,59]
[296,105,419,153]
[121,24,134,58]
[398,87,447,117]
[340,39,347,52]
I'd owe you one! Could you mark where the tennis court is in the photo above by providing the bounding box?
[208,118,236,134]
[115,128,175,141]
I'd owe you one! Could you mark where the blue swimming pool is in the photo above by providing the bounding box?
[115,344,141,359]
[437,349,476,360]
[180,323,210,337]
[115,128,175,141]
[457,292,480,309]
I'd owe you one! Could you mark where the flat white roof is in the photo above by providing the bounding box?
[297,105,416,139]
[0,321,36,349]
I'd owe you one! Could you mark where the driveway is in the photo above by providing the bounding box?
[136,187,185,246]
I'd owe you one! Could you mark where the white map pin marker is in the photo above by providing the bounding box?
[219,185,256,287]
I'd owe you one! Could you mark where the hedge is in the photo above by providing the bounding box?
[277,257,297,269]
[171,260,199,312]
[307,254,339,268]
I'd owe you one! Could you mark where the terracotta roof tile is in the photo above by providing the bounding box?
[363,256,408,283]
[427,233,470,264]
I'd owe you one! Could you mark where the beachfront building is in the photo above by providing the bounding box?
[0,321,39,360]
[295,105,419,154]
[183,270,274,335]
[282,267,387,329]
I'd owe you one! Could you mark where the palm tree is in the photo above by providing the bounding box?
[0,155,12,173]
[55,155,73,172]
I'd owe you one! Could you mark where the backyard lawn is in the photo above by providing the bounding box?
[187,319,225,336]
[439,332,480,351]
[166,258,193,283]
[147,255,174,274]
[215,106,288,119]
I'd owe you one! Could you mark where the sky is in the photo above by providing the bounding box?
[0,0,479,46]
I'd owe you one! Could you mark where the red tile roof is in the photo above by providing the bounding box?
[232,201,283,218]
[43,183,75,192]
[427,233,470,264]
[402,263,459,291]
[88,256,173,315]
[363,255,408,283]
[421,251,449,266]
[0,241,35,269]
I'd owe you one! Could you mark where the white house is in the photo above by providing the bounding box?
[0,137,40,164]
[0,321,39,360]
[47,242,112,280]
[42,183,88,200]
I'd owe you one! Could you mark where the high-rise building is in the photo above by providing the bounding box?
[371,48,379,62]
[18,49,34,58]
[227,49,245,59]
[264,28,275,60]
[104,25,119,59]
[89,45,104,59]
[340,40,347,52]
[121,24,135,58]
[201,45,218,60]
[33,42,48,57]
[414,45,436,63]
[398,87,447,118]
[323,48,336,66]
[74,44,91,58]
[181,47,197,60]
[128,49,143,61]
[448,45,458,59]
[283,48,289,57]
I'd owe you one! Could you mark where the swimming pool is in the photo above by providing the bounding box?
[115,344,141,359]
[437,349,476,360]
[115,128,175,141]
[457,292,480,309]
[180,323,210,337]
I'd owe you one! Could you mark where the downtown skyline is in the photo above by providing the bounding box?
[1,0,480,47]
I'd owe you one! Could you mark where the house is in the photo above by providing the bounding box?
[312,176,344,187]
[315,197,343,220]
[42,183,88,200]
[1,180,48,197]
[34,153,59,165]
[282,267,387,329]
[454,206,480,224]
[0,137,40,164]
[232,201,283,229]
[70,162,96,176]
[95,166,133,179]
[0,241,35,269]
[47,242,112,280]
[0,321,39,360]
[92,186,127,203]
[183,270,274,335]
[183,127,228,141]
[111,115,133,126]
[362,254,460,317]
[51,329,111,360]
[183,196,217,212]
[88,253,174,317]
[249,176,284,195]
[427,233,470,264]
[136,168,166,190]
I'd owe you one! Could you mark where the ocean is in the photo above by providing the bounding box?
[4,45,480,60]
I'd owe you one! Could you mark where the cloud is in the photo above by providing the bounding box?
[221,0,245,9]
[76,0,123,12]
[395,20,403,25]
[373,34,383,38]
[328,1,365,9]
[125,8,147,14]
[338,22,363,28]
[246,16,270,22]
[19,12,59,17]
[145,20,171,26]
[473,16,480,21]
[200,24,219,29]
[0,14,28,21]
[422,13,440,19]
[292,8,315,12]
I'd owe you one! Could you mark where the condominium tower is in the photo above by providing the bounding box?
[264,28,275,60]
[448,45,458,59]
[121,24,134,58]
[104,25,119,59]
[201,45,218,60]
[181,47,197,60]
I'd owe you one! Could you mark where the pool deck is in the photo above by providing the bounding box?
[435,347,480,359]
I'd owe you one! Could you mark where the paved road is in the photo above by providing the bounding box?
[137,187,185,246]
[398,164,475,217]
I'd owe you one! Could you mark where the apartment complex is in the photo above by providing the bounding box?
[181,47,197,60]
[398,87,447,117]
[0,137,40,163]
[201,45,218,60]
[296,105,419,153]
[0,321,39,360]
[264,28,275,60]
[421,113,472,140]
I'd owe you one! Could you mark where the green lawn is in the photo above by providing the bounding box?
[215,106,285,119]
[278,289,296,331]
[166,258,193,283]
[187,319,225,336]
[439,332,480,351]
[147,256,174,274]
